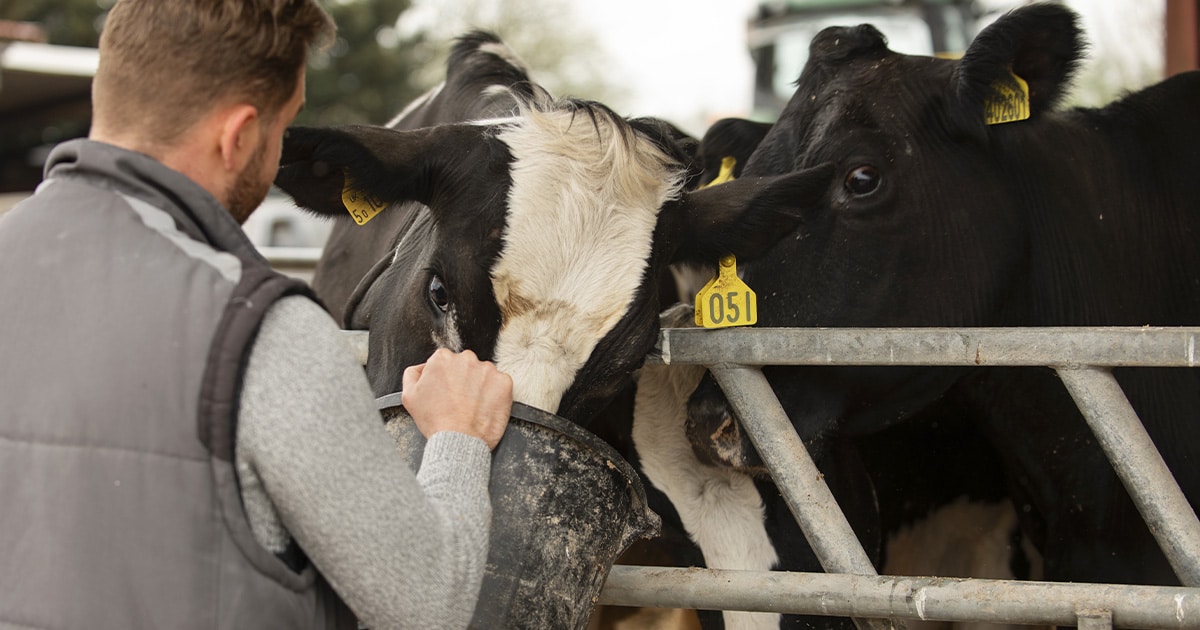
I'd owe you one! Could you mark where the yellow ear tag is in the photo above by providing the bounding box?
[704,156,738,188]
[694,255,758,328]
[341,173,387,225]
[692,157,757,328]
[983,70,1031,125]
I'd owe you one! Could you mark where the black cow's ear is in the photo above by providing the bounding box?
[274,124,478,219]
[669,163,833,265]
[696,118,773,187]
[954,3,1084,129]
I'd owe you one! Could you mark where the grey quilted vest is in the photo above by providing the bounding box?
[0,139,355,630]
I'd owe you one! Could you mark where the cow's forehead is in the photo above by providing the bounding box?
[785,49,956,143]
[802,48,948,105]
[487,105,685,412]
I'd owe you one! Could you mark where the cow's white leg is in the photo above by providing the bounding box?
[633,310,780,629]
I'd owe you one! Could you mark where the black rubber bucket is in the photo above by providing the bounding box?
[377,394,660,629]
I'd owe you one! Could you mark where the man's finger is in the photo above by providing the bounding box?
[401,362,426,396]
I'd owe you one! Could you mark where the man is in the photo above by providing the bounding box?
[0,1,512,629]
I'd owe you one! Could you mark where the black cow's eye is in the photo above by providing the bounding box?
[844,165,881,196]
[428,275,449,313]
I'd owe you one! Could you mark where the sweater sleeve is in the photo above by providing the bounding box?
[236,295,492,630]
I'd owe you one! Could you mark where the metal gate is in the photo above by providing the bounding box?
[342,327,1200,628]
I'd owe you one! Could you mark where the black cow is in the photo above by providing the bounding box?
[694,117,772,188]
[681,0,1200,601]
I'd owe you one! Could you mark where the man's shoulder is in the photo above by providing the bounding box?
[3,176,120,222]
[253,294,360,375]
[261,294,339,334]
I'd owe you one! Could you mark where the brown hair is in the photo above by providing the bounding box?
[93,0,334,147]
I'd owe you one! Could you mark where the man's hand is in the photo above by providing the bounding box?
[401,349,513,450]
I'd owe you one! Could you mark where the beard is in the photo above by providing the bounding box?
[225,140,271,224]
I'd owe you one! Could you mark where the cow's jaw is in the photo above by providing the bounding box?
[489,107,684,413]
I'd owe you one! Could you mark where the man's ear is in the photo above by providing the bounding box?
[217,104,262,174]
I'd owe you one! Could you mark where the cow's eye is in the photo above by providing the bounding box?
[844,166,880,196]
[428,275,449,313]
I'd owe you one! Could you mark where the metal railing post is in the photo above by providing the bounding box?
[1077,610,1114,630]
[600,566,1200,628]
[1056,366,1200,585]
[710,365,901,630]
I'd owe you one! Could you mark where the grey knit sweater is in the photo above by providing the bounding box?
[235,295,492,630]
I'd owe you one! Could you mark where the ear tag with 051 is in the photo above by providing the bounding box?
[692,156,758,328]
[695,255,757,328]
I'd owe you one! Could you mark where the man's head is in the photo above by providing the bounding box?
[90,0,334,221]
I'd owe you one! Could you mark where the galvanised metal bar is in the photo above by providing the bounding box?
[259,245,322,266]
[649,326,1200,625]
[343,330,368,366]
[261,246,323,282]
[1078,610,1114,630]
[1057,366,1200,586]
[709,366,877,575]
[346,327,1200,370]
[710,365,900,630]
[653,327,1200,368]
[598,566,1200,629]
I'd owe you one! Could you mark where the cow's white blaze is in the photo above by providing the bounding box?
[430,308,464,353]
[490,106,684,412]
[632,354,781,630]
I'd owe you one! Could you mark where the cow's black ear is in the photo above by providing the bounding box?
[669,163,833,265]
[273,127,349,217]
[696,118,773,187]
[954,3,1084,128]
[274,124,478,219]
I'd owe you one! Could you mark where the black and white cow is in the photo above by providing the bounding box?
[306,31,538,325]
[273,31,832,427]
[275,37,845,625]
[678,0,1200,602]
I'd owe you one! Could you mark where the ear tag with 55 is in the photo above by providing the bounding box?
[341,172,387,225]
[983,69,1031,125]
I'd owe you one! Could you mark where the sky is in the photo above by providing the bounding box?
[399,0,765,134]
[568,0,763,133]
